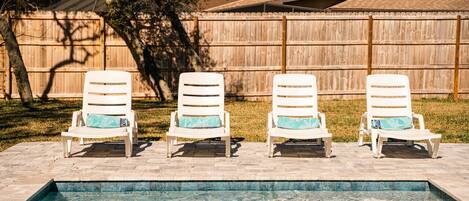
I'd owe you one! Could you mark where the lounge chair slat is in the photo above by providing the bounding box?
[86,94,129,105]
[180,106,223,116]
[86,84,130,94]
[369,97,409,107]
[85,105,130,116]
[181,86,223,96]
[274,97,315,106]
[274,107,316,117]
[180,96,221,105]
[367,87,410,97]
[275,87,316,96]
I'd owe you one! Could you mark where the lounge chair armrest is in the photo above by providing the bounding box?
[360,112,368,131]
[412,113,425,130]
[268,112,274,130]
[130,110,137,128]
[71,110,83,127]
[318,112,326,128]
[224,111,230,134]
[365,112,373,130]
[170,111,178,129]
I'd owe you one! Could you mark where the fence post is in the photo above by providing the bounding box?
[367,15,373,75]
[281,16,287,74]
[99,17,106,70]
[453,15,461,100]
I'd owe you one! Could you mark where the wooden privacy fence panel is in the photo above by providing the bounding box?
[1,11,469,100]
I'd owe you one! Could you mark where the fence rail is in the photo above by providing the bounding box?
[1,11,469,100]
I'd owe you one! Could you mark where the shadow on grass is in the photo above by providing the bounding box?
[0,101,80,144]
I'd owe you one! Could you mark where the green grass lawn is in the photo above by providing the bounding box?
[1,99,468,152]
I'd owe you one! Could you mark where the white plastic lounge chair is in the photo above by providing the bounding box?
[267,74,332,158]
[61,71,137,158]
[166,72,230,158]
[359,74,441,158]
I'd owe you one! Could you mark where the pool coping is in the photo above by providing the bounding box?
[2,142,469,201]
[28,178,460,201]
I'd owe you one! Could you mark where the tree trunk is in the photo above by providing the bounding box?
[103,17,174,101]
[154,1,203,72]
[0,15,33,105]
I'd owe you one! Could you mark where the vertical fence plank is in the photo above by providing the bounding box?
[100,17,106,70]
[367,15,373,75]
[281,16,287,74]
[453,15,461,100]
[4,13,11,100]
[2,44,7,100]
[192,16,199,54]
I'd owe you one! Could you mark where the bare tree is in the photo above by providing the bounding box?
[0,0,58,105]
[0,0,35,105]
[99,0,206,101]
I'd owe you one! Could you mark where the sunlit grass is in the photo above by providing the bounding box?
[1,98,468,151]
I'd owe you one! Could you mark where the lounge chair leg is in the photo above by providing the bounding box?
[358,130,365,146]
[426,139,434,157]
[63,137,72,158]
[79,138,84,145]
[375,137,385,158]
[371,131,378,155]
[225,137,231,157]
[406,140,414,146]
[266,134,270,147]
[132,128,138,145]
[124,136,132,158]
[323,137,332,158]
[167,136,172,158]
[426,138,440,159]
[431,139,440,159]
[268,136,274,158]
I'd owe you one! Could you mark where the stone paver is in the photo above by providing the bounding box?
[0,141,468,200]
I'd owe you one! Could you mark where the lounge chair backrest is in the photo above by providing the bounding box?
[272,74,318,124]
[82,71,132,119]
[366,74,412,119]
[177,72,225,124]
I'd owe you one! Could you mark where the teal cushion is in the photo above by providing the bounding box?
[371,117,413,130]
[178,116,222,128]
[277,116,320,130]
[86,114,129,128]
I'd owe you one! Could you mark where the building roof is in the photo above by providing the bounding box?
[198,0,240,10]
[329,0,469,11]
[204,0,321,12]
[47,0,107,12]
[205,0,280,11]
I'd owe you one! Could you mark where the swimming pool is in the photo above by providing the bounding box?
[29,180,455,201]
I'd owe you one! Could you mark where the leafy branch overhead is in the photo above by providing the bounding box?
[98,0,206,101]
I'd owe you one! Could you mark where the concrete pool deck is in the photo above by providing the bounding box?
[0,141,468,200]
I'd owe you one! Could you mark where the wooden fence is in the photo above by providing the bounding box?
[1,11,469,100]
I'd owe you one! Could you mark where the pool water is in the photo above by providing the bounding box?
[30,181,455,201]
